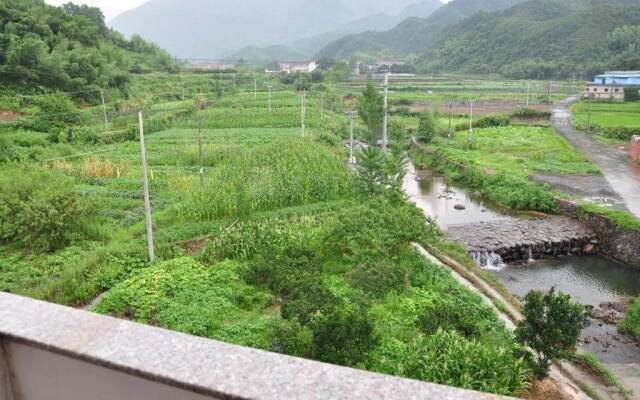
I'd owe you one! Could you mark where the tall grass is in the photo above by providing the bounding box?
[178,137,354,221]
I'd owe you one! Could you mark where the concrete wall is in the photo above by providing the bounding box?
[557,199,640,268]
[0,293,512,400]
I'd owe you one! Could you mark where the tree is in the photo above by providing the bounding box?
[356,75,383,143]
[417,108,442,142]
[515,287,590,379]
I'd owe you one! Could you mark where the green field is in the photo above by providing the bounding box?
[573,102,640,128]
[0,72,542,396]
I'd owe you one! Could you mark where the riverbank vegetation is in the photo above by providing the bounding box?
[619,298,640,341]
[409,123,601,212]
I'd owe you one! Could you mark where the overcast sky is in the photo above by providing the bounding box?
[43,0,148,22]
[44,0,451,23]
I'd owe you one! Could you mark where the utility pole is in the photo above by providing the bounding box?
[254,77,257,100]
[526,82,530,107]
[300,90,306,137]
[347,111,356,165]
[468,100,473,146]
[100,89,108,131]
[267,85,272,112]
[548,81,552,111]
[138,110,155,263]
[198,102,205,189]
[448,102,452,145]
[587,94,593,133]
[382,72,389,153]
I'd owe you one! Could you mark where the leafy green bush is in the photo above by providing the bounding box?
[309,302,378,367]
[94,257,272,345]
[320,199,439,262]
[31,95,82,132]
[0,168,90,251]
[512,108,552,120]
[515,287,590,379]
[619,297,640,340]
[455,114,510,131]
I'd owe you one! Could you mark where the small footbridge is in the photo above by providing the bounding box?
[447,216,598,267]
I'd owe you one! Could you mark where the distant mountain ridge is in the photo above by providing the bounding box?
[417,0,640,77]
[317,0,527,60]
[109,0,445,59]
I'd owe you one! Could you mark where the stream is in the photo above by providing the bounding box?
[404,163,640,394]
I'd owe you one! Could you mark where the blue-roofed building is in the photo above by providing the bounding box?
[584,71,640,101]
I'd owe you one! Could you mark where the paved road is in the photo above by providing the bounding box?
[552,96,640,219]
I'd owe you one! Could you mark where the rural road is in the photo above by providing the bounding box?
[551,96,640,219]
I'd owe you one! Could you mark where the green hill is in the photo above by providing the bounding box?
[418,0,640,78]
[317,0,526,61]
[0,0,175,102]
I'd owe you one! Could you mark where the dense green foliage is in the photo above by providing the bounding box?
[0,0,174,102]
[420,0,640,78]
[619,297,640,340]
[356,76,384,141]
[0,168,90,251]
[410,123,601,212]
[178,138,354,221]
[515,287,590,378]
[318,0,524,61]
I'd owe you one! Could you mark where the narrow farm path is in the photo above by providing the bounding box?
[551,96,640,218]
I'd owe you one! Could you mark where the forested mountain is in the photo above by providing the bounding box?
[418,0,640,78]
[0,0,174,100]
[292,0,444,56]
[221,45,305,63]
[109,0,446,60]
[317,0,526,60]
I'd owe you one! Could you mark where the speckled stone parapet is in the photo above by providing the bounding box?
[0,293,517,399]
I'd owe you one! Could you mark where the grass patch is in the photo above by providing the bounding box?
[619,297,640,341]
[577,381,604,400]
[575,352,633,400]
[579,204,640,231]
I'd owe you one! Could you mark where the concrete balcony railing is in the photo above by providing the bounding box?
[0,292,512,400]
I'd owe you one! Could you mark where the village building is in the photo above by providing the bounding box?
[274,61,318,74]
[584,71,640,101]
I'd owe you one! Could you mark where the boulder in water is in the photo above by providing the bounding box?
[454,204,466,210]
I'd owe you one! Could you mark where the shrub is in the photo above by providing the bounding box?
[455,114,510,131]
[0,168,89,251]
[320,199,439,262]
[309,303,378,367]
[619,297,640,340]
[515,287,590,378]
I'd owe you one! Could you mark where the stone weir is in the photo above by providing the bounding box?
[447,216,598,266]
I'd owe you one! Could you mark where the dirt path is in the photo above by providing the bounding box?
[551,97,640,218]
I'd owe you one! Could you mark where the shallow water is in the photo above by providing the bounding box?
[489,255,640,308]
[403,163,510,228]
